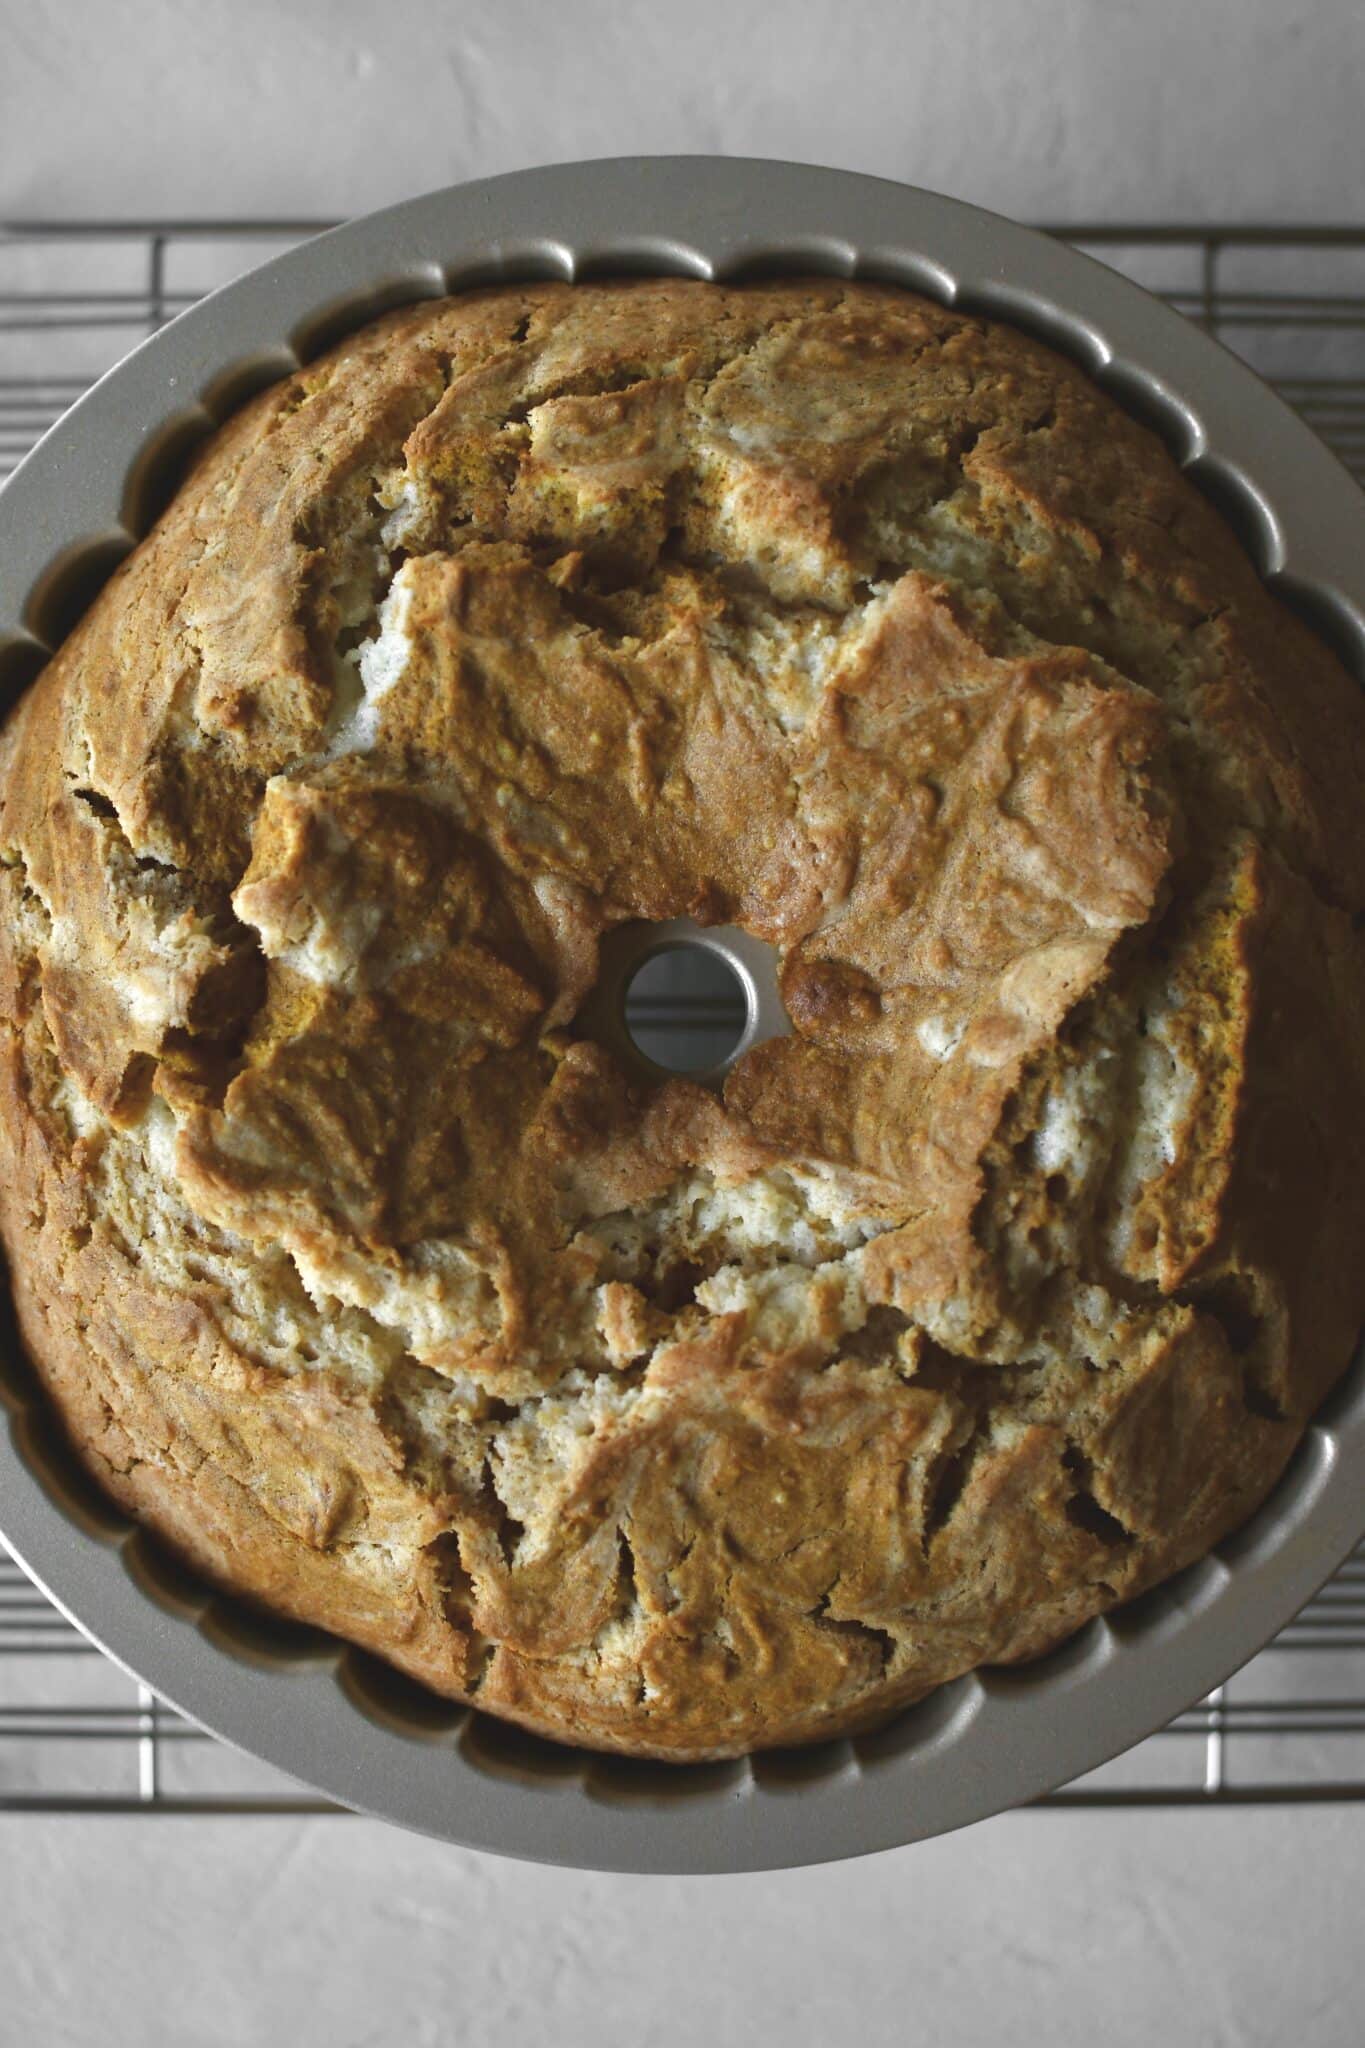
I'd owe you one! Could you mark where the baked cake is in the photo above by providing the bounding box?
[2,279,1363,1758]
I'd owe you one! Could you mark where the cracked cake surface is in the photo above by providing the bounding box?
[2,277,1364,1759]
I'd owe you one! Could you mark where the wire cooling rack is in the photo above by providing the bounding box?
[1,220,1364,1814]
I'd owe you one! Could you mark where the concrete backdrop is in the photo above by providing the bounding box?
[1,1808,1363,2048]
[1,0,1363,226]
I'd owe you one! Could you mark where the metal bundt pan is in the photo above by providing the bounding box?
[1,159,1364,1873]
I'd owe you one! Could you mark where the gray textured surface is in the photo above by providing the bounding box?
[1,1809,1361,2048]
[1,0,1363,225]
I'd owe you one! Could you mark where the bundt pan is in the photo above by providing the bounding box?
[1,159,1364,1873]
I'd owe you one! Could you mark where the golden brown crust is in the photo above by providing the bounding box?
[2,279,1363,1760]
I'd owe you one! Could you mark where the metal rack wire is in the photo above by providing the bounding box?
[1,219,1364,1815]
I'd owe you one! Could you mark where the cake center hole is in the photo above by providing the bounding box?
[624,943,750,1075]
